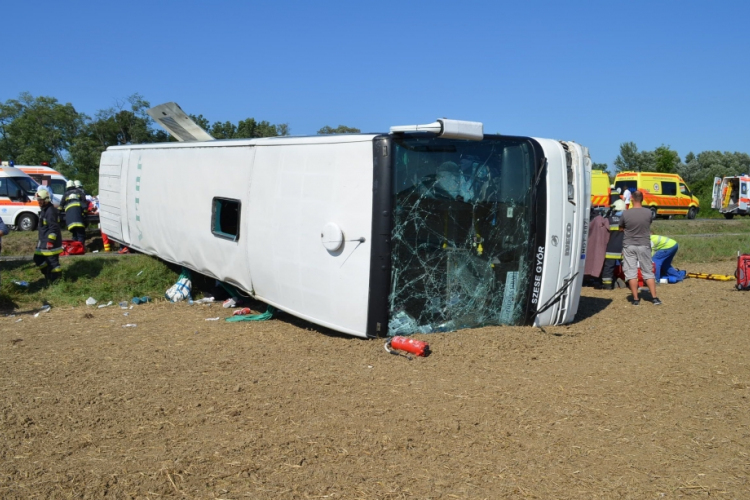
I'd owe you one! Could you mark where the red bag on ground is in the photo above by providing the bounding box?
[615,262,656,287]
[61,240,85,256]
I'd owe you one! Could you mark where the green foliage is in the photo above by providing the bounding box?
[614,142,652,172]
[0,92,84,169]
[653,145,680,173]
[1,92,291,196]
[613,142,681,173]
[189,114,290,139]
[317,125,361,134]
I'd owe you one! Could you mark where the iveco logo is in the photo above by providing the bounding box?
[551,236,559,246]
[564,223,572,256]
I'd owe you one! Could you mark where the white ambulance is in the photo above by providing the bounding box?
[16,163,69,200]
[0,165,44,230]
[711,175,750,219]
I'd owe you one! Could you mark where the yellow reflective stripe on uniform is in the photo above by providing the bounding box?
[66,202,81,208]
[35,248,63,256]
[67,222,85,229]
[605,252,622,259]
[50,267,62,273]
[48,234,57,240]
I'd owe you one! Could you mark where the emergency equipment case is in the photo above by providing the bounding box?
[736,253,750,290]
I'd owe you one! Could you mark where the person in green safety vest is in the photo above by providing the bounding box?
[650,234,679,281]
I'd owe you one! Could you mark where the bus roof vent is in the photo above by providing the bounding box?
[390,118,483,141]
[147,102,215,142]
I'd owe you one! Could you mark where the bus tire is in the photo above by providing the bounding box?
[650,206,658,220]
[17,213,38,231]
[687,207,697,219]
[724,213,735,220]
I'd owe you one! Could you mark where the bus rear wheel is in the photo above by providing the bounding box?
[687,207,697,219]
[650,206,658,220]
[724,213,735,220]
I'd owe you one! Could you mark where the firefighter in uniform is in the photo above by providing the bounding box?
[601,199,626,290]
[33,187,63,284]
[62,180,86,248]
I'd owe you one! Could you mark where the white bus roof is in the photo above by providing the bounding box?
[106,134,383,151]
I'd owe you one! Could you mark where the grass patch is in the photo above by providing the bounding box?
[0,254,180,311]
[651,218,750,236]
[1,227,116,255]
[672,234,750,266]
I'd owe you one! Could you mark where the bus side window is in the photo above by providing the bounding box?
[679,183,690,196]
[662,182,677,196]
[0,179,8,197]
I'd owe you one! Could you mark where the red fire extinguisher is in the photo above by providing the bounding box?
[386,336,430,357]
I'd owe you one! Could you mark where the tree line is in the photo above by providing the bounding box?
[0,92,360,193]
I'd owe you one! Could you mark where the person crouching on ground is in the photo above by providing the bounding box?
[34,187,63,284]
[620,190,661,306]
[651,234,679,281]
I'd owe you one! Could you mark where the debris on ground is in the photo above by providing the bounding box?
[165,268,192,302]
[385,336,431,358]
[225,306,276,323]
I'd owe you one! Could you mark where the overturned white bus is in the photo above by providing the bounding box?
[98,112,591,338]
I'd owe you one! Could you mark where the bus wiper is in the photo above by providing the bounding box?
[533,272,579,319]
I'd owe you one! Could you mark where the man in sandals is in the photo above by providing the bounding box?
[620,190,661,306]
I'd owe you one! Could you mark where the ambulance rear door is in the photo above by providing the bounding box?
[739,177,750,212]
[711,177,722,209]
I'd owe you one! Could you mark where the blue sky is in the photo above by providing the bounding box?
[3,0,748,168]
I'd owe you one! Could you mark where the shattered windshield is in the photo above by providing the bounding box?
[389,135,537,335]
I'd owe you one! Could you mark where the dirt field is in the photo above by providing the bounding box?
[1,261,749,499]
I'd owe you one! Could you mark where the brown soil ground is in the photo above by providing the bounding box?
[1,261,749,499]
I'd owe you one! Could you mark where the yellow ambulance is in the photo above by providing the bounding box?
[613,172,699,219]
[590,170,610,209]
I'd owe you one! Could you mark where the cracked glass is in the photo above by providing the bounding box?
[388,136,536,335]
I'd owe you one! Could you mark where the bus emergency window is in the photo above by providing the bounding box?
[662,182,677,196]
[211,198,241,241]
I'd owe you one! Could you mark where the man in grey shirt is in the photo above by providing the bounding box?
[620,190,661,306]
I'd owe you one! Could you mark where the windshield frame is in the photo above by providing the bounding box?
[9,176,39,196]
[366,133,546,336]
